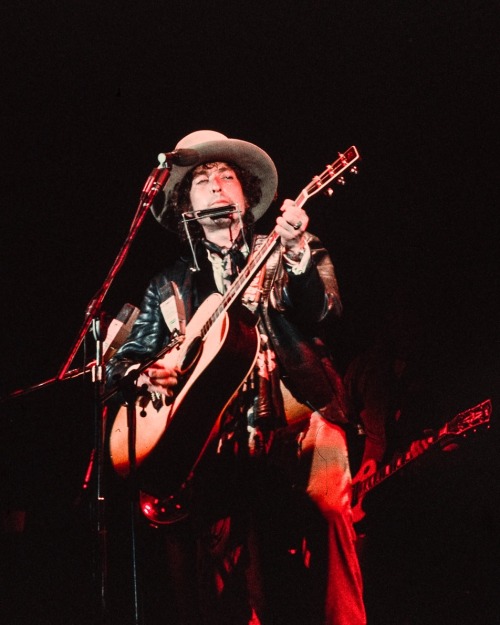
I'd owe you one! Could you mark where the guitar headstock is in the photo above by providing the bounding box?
[296,146,361,207]
[444,399,492,437]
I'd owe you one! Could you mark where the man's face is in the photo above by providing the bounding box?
[189,162,247,231]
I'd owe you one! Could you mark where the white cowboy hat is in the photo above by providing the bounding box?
[151,130,278,228]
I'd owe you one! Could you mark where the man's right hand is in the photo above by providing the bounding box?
[136,363,180,397]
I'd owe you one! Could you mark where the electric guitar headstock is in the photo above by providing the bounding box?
[442,398,492,437]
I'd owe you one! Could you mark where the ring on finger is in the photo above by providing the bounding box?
[293,220,302,230]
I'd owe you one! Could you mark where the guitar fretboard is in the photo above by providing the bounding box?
[355,433,437,499]
[199,231,280,339]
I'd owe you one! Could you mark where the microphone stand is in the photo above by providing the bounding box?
[0,365,93,403]
[54,158,173,625]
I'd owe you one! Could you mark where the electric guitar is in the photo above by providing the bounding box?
[109,146,361,524]
[351,398,492,524]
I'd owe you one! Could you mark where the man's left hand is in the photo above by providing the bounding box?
[275,199,309,255]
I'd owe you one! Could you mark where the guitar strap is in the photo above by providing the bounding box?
[158,280,186,336]
[241,234,281,314]
[239,235,313,425]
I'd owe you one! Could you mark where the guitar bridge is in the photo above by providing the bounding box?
[137,391,165,416]
[151,392,164,412]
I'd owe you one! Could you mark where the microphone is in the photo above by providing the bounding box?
[141,150,200,197]
[157,149,200,167]
[103,303,140,362]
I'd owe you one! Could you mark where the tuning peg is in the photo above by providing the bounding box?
[350,166,359,175]
[337,176,346,185]
[312,175,323,189]
[323,187,334,197]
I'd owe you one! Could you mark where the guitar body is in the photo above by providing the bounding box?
[109,292,260,500]
[351,459,376,524]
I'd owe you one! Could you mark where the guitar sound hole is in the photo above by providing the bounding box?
[179,335,203,374]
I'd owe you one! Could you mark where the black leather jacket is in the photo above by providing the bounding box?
[107,232,348,424]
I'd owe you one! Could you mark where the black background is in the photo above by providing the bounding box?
[1,2,499,624]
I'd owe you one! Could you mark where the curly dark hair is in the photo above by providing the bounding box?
[164,162,262,241]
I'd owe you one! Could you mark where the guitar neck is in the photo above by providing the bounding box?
[355,429,444,500]
[198,145,361,340]
[199,183,309,339]
[199,231,280,339]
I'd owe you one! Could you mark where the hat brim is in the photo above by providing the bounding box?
[152,138,278,228]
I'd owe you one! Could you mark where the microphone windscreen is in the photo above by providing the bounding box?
[175,149,200,166]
